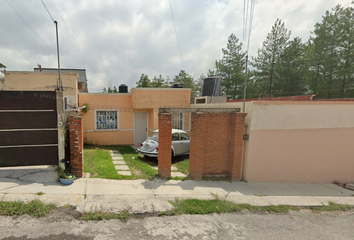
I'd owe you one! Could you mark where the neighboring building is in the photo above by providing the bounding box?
[79,88,191,145]
[34,68,88,93]
[1,70,79,108]
[224,100,354,183]
[0,63,6,79]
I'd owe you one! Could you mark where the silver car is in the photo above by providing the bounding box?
[137,129,190,158]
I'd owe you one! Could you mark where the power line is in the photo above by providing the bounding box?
[5,0,68,68]
[242,0,256,112]
[169,0,185,71]
[40,0,55,23]
[5,0,56,56]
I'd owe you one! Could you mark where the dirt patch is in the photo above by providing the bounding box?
[132,168,142,176]
[44,206,82,222]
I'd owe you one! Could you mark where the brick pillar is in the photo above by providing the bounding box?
[69,115,83,178]
[158,113,172,179]
[229,113,247,181]
[189,112,207,180]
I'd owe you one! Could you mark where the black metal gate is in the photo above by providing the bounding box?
[0,91,58,167]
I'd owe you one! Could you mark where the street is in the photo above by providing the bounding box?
[1,210,354,240]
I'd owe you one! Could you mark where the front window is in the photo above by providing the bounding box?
[96,110,118,130]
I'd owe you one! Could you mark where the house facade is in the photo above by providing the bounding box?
[79,88,191,145]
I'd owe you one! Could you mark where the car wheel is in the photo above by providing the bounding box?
[171,150,174,159]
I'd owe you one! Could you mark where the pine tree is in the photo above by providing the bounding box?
[136,74,151,88]
[215,34,246,99]
[307,4,354,98]
[252,18,291,97]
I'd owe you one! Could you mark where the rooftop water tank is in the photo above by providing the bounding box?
[202,76,221,96]
[119,84,128,93]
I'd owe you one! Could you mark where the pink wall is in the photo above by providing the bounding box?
[246,128,354,183]
[244,101,354,183]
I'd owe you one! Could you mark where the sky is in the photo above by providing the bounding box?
[1,0,352,93]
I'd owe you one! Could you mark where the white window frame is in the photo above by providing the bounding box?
[95,109,119,131]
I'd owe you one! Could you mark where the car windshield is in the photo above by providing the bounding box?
[149,132,159,140]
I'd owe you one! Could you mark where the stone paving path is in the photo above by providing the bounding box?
[109,150,132,176]
[110,150,187,177]
[151,166,187,177]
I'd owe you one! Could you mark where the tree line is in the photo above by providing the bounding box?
[104,4,354,100]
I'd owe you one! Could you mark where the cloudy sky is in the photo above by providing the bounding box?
[1,0,352,93]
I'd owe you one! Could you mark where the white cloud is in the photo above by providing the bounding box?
[0,0,351,93]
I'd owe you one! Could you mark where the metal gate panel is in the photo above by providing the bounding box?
[0,91,59,167]
[0,146,58,167]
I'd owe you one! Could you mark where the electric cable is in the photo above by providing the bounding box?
[169,0,185,71]
[40,0,55,23]
[5,0,56,56]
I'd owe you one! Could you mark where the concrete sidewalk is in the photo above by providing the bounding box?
[0,166,353,213]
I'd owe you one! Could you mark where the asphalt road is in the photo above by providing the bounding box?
[1,211,354,240]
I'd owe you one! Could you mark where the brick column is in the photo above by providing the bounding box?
[69,115,83,178]
[189,112,207,180]
[158,113,172,179]
[228,113,247,181]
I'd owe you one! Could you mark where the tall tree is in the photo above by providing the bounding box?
[151,75,168,88]
[136,74,151,87]
[252,18,291,97]
[173,70,197,103]
[274,37,308,96]
[307,4,354,98]
[215,34,246,100]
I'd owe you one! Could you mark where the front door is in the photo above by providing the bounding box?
[134,112,148,144]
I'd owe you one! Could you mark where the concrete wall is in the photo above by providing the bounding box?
[131,88,191,109]
[245,101,354,183]
[79,89,191,145]
[2,71,79,107]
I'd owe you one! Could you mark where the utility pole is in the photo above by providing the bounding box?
[242,55,249,113]
[54,20,62,90]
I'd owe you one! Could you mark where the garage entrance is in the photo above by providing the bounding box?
[0,91,58,167]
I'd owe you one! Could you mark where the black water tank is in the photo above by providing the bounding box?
[202,76,221,96]
[119,84,128,93]
[171,83,183,88]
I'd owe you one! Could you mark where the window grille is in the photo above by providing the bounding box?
[172,113,183,129]
[96,110,118,130]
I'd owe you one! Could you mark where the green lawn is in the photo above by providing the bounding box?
[84,145,190,180]
[84,145,158,180]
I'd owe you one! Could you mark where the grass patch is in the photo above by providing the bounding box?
[81,210,130,221]
[84,145,157,180]
[0,200,55,217]
[174,159,189,175]
[161,198,300,216]
[310,202,354,212]
[84,149,122,179]
[259,205,300,213]
[36,192,44,196]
